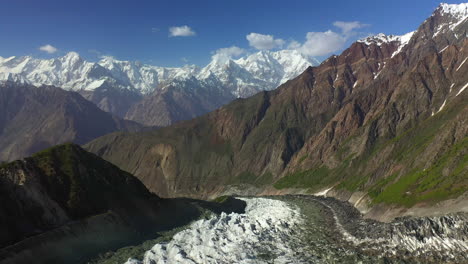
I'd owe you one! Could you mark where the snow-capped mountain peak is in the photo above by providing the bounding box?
[61,51,82,61]
[357,32,414,46]
[271,49,318,82]
[0,72,30,84]
[431,3,468,37]
[0,49,318,98]
[357,31,415,58]
[0,56,15,65]
[234,49,317,87]
[438,3,468,19]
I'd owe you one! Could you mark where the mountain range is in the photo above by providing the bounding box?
[0,49,317,126]
[85,3,468,220]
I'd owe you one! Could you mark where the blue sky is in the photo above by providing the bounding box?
[1,0,465,66]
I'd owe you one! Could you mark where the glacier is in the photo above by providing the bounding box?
[121,196,468,264]
[125,197,305,264]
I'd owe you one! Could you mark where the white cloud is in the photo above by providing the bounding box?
[287,40,301,50]
[211,46,245,64]
[298,31,346,57]
[39,44,57,54]
[246,33,285,50]
[214,46,245,57]
[333,21,369,37]
[169,25,196,37]
[291,21,369,57]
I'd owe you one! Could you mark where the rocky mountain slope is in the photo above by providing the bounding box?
[0,144,158,249]
[85,3,468,219]
[0,144,245,264]
[0,82,142,161]
[124,78,234,127]
[0,50,317,126]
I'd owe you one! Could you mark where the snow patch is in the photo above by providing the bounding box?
[437,99,447,113]
[392,31,415,58]
[374,71,382,80]
[358,31,414,59]
[314,187,333,197]
[358,31,414,58]
[455,57,467,71]
[456,82,468,96]
[439,45,449,53]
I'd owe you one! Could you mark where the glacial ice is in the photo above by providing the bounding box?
[126,198,304,264]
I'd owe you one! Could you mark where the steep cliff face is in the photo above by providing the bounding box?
[0,83,142,161]
[85,4,467,216]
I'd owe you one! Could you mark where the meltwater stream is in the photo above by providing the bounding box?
[121,196,467,264]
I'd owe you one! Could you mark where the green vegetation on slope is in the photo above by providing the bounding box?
[274,166,331,190]
[26,143,152,218]
[370,138,468,207]
[274,97,467,207]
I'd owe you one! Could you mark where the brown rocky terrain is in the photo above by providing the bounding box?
[0,83,142,162]
[85,5,468,220]
[124,78,233,127]
[79,86,142,118]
